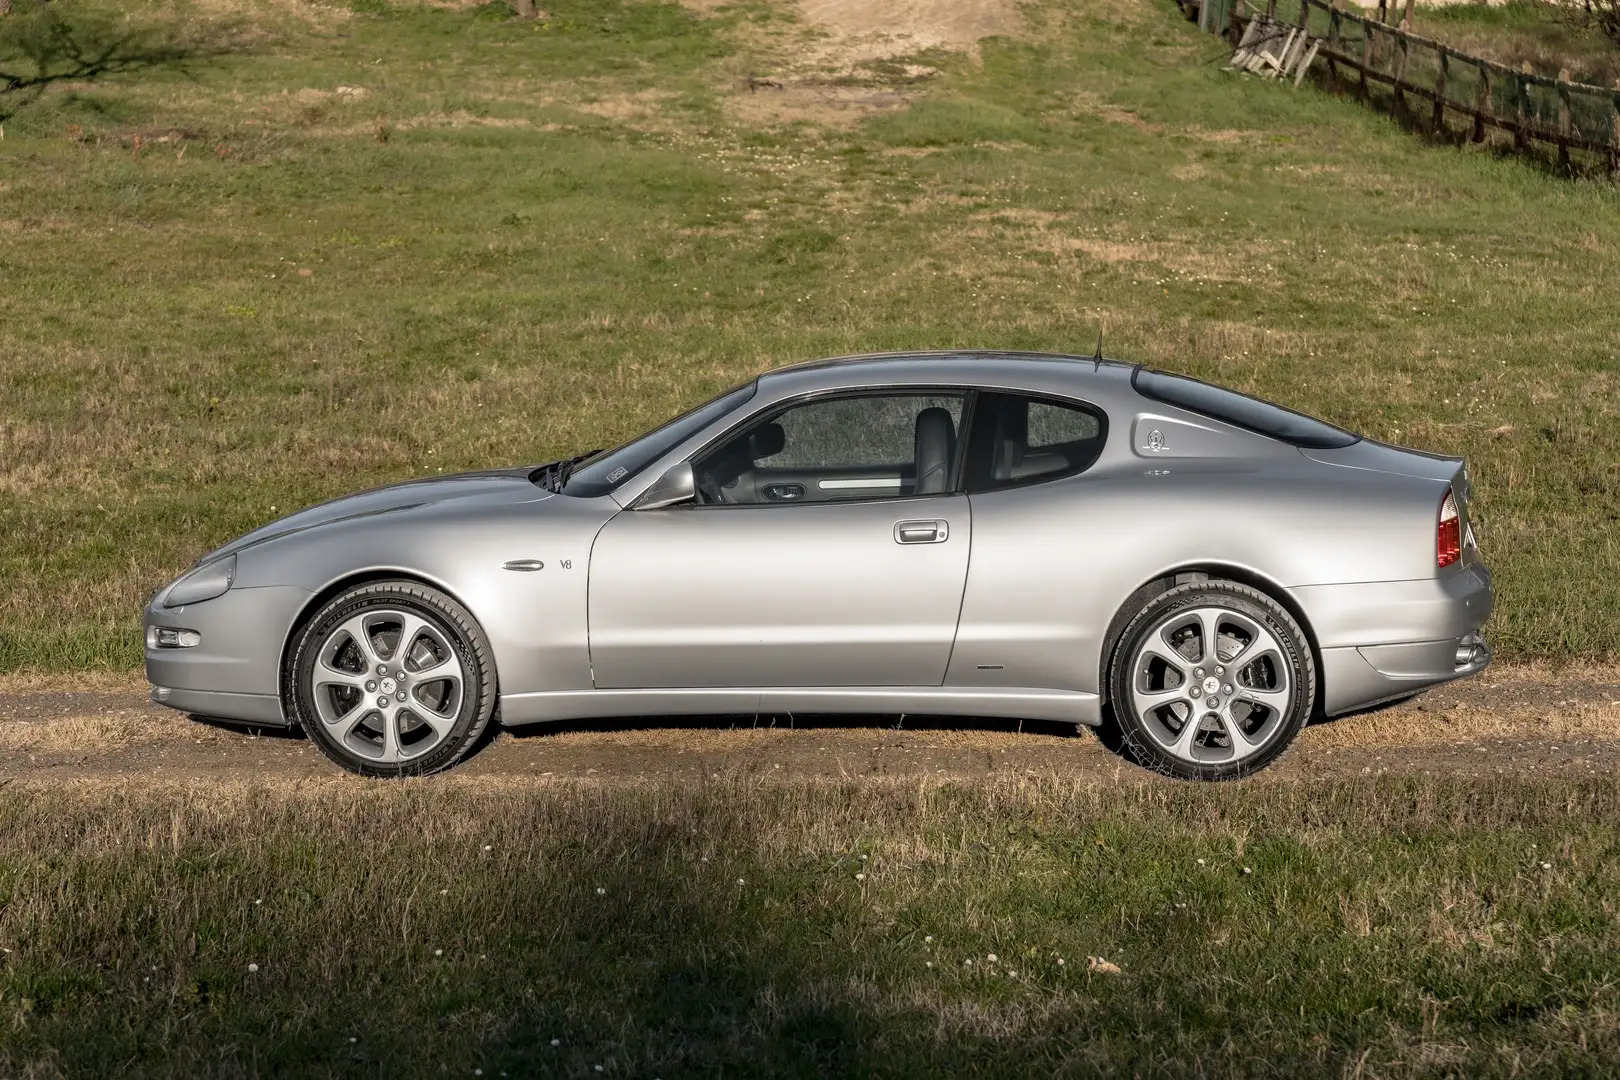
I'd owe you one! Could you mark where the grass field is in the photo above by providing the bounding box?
[2,774,1619,1076]
[0,0,1618,671]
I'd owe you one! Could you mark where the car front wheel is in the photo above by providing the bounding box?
[1107,580,1315,780]
[285,580,496,777]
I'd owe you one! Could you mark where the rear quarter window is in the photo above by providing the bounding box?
[1132,368,1359,450]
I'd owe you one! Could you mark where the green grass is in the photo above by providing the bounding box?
[4,775,1620,1075]
[1,0,1618,671]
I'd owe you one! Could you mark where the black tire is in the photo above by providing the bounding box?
[284,580,497,777]
[1107,579,1315,781]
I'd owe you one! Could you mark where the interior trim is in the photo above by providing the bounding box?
[818,477,903,489]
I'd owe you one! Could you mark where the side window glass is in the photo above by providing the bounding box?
[965,392,1106,493]
[693,393,964,506]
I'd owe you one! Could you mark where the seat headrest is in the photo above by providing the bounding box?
[750,422,785,459]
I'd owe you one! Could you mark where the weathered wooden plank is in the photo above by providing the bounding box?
[1295,39,1321,87]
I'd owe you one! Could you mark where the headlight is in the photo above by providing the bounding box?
[163,555,237,608]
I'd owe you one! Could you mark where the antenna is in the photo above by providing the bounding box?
[1092,330,1103,371]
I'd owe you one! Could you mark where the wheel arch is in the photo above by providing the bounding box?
[1099,562,1325,719]
[277,568,491,712]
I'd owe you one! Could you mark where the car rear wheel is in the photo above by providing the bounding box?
[1107,580,1314,780]
[285,581,496,777]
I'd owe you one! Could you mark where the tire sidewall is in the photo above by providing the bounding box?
[286,583,493,778]
[1108,582,1314,781]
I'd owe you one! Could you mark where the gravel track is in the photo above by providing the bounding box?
[3,668,1617,785]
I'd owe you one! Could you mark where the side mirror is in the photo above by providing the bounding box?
[635,461,696,510]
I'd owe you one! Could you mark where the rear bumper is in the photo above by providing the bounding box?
[1289,564,1493,716]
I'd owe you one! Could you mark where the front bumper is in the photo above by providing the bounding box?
[144,584,311,726]
[1290,564,1494,716]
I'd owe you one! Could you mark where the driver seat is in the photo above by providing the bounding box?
[913,407,956,495]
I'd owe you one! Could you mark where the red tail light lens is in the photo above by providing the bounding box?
[1437,489,1461,568]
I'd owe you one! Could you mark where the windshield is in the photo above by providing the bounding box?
[558,380,759,497]
[1132,368,1359,450]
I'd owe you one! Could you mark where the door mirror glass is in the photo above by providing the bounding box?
[635,461,697,510]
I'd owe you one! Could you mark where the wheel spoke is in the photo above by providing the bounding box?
[1219,709,1264,759]
[1196,609,1224,666]
[1171,710,1203,759]
[1223,619,1280,668]
[376,708,402,761]
[314,659,367,691]
[389,612,431,665]
[336,615,384,670]
[408,653,459,683]
[1141,639,1192,680]
[411,680,462,719]
[1133,686,1188,714]
[1234,684,1290,712]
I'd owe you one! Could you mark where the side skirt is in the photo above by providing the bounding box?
[500,686,1102,727]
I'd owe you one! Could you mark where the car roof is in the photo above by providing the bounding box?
[755,351,1142,400]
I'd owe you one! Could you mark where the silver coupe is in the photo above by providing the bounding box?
[145,352,1493,779]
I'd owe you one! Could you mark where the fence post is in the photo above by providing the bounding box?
[1474,64,1490,142]
[1433,47,1448,133]
[1360,22,1373,101]
[1267,0,1277,17]
[1394,31,1409,114]
[1376,0,1387,23]
[1612,80,1620,178]
[1515,62,1531,151]
[1327,3,1341,93]
[1557,68,1572,171]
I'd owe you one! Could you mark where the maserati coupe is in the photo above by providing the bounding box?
[145,352,1493,779]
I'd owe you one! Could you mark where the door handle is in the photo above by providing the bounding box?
[764,483,805,502]
[894,520,948,544]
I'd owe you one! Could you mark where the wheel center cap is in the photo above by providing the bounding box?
[1202,676,1221,695]
[380,677,397,695]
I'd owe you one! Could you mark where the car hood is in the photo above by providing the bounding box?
[204,467,549,562]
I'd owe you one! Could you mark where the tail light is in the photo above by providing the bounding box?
[1437,488,1461,568]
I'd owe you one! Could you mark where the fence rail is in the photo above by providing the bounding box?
[1237,0,1620,174]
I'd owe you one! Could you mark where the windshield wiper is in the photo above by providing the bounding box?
[531,450,601,494]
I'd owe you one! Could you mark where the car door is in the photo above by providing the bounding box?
[587,391,972,689]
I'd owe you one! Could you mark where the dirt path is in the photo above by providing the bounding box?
[2,667,1618,785]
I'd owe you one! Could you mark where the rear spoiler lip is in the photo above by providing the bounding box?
[1297,439,1465,488]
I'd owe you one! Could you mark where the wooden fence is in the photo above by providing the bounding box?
[1234,0,1620,174]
